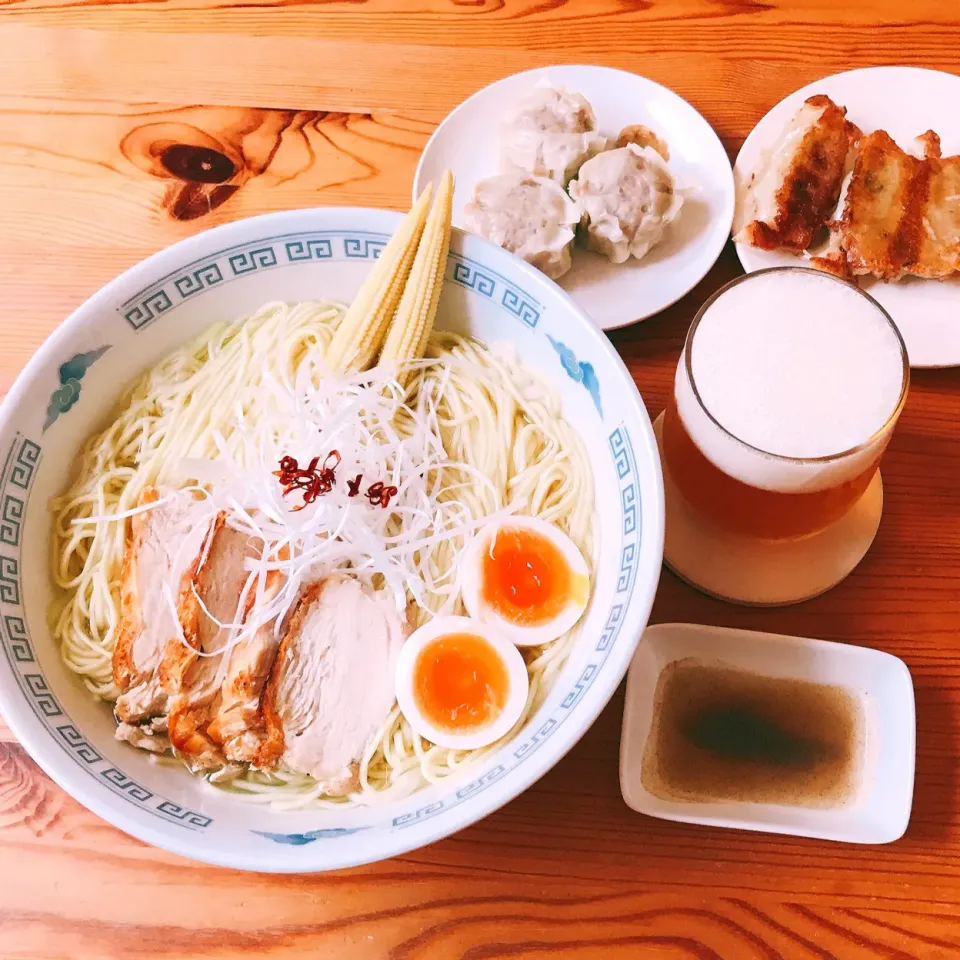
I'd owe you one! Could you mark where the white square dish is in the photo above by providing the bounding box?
[620,623,916,844]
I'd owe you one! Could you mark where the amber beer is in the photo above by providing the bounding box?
[661,269,908,541]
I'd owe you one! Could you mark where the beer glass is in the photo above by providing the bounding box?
[659,267,909,602]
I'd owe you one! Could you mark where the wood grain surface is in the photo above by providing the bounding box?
[1,2,960,957]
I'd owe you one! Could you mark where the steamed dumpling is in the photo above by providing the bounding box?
[501,80,608,185]
[568,144,683,264]
[464,173,581,279]
[616,124,670,161]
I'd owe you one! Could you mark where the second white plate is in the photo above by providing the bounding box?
[735,67,960,369]
[414,65,735,331]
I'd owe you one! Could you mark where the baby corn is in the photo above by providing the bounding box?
[325,184,433,373]
[379,170,454,370]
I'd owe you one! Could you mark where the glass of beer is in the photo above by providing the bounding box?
[659,267,908,603]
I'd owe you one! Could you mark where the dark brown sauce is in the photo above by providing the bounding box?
[641,659,862,808]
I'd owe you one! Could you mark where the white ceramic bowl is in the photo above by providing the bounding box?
[0,207,664,872]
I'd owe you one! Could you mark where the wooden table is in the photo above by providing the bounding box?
[1,3,960,957]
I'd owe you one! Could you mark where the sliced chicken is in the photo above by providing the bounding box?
[256,577,407,794]
[206,568,287,763]
[159,514,256,770]
[815,129,960,280]
[736,95,859,253]
[115,716,170,755]
[112,488,211,726]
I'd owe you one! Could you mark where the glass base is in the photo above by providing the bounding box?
[653,412,884,606]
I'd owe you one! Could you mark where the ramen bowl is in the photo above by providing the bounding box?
[0,207,663,872]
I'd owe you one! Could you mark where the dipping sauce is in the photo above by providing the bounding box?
[641,659,862,808]
[414,632,509,734]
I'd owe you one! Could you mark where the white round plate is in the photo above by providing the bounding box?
[414,65,734,331]
[734,67,960,369]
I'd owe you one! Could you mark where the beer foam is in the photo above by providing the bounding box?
[676,271,905,492]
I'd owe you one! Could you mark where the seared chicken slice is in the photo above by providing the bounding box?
[112,488,211,726]
[115,716,170,755]
[736,95,859,252]
[207,568,286,763]
[160,514,256,770]
[825,129,960,280]
[257,577,406,794]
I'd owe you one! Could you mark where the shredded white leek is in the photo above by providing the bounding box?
[51,302,595,809]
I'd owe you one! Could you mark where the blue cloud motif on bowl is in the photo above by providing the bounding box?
[253,826,368,846]
[546,335,602,417]
[44,346,111,431]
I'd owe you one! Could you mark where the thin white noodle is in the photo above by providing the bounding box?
[51,303,595,808]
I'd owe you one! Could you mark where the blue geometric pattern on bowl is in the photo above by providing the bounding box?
[43,346,111,432]
[120,233,543,333]
[253,826,368,846]
[449,256,541,328]
[0,432,213,831]
[546,335,602,417]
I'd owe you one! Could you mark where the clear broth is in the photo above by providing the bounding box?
[641,659,863,808]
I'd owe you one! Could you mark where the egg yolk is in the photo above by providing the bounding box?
[414,633,509,734]
[481,526,575,627]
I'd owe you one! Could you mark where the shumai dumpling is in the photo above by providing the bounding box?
[568,144,683,264]
[501,80,608,185]
[464,173,581,279]
[616,124,670,161]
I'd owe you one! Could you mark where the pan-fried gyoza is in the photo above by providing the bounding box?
[735,95,859,253]
[812,129,960,281]
[738,94,960,283]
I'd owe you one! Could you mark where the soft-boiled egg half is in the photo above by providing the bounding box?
[461,517,591,647]
[395,616,529,749]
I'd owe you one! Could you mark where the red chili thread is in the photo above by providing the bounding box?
[274,450,341,511]
[365,480,399,509]
[274,454,395,509]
